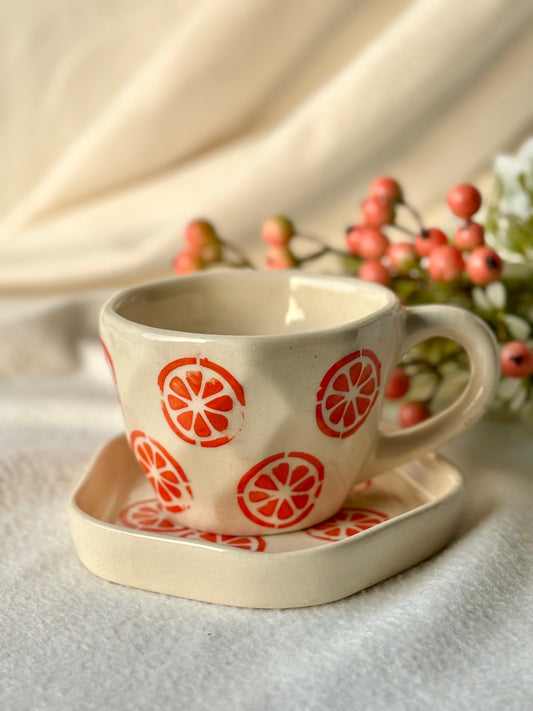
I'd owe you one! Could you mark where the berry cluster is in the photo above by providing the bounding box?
[262,216,298,269]
[345,179,503,289]
[174,220,252,274]
[173,220,221,275]
[173,177,533,427]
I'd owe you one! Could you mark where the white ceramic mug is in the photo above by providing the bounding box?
[100,269,499,536]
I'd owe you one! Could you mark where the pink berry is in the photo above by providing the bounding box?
[358,259,392,287]
[173,251,205,275]
[385,368,410,399]
[185,219,217,249]
[500,341,533,378]
[369,177,403,204]
[345,225,364,256]
[447,184,482,219]
[184,219,221,263]
[427,245,464,282]
[386,241,417,274]
[361,197,395,227]
[266,246,298,270]
[454,221,484,251]
[399,401,431,427]
[465,247,502,285]
[357,226,389,259]
[262,216,295,246]
[414,228,447,257]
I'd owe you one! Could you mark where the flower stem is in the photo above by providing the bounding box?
[297,247,331,263]
[220,239,255,269]
[391,223,417,238]
[401,201,425,232]
[297,244,349,264]
[296,232,325,246]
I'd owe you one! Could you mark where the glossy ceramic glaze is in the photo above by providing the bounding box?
[68,434,464,608]
[100,270,498,535]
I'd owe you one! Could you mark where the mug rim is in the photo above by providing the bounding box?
[101,269,399,342]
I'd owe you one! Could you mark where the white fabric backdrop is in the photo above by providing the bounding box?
[1,2,533,708]
[0,0,532,291]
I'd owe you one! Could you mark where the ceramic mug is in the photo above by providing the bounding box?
[100,269,499,536]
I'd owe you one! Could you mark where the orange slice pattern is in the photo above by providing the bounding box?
[237,451,324,530]
[316,349,381,438]
[101,339,117,383]
[130,431,193,513]
[351,479,373,494]
[305,507,388,541]
[176,529,266,551]
[119,500,266,551]
[158,357,245,447]
[119,499,187,533]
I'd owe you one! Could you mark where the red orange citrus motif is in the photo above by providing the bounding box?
[119,499,187,533]
[176,529,266,552]
[351,479,373,494]
[130,431,193,513]
[316,349,381,438]
[101,339,117,383]
[158,357,245,447]
[237,452,324,530]
[305,507,388,541]
[119,500,266,551]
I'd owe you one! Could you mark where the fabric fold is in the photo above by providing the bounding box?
[0,0,532,292]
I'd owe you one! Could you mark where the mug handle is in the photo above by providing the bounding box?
[364,304,500,477]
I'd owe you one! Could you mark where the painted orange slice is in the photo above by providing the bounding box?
[316,349,381,438]
[119,500,266,550]
[176,529,266,552]
[119,499,187,533]
[351,479,373,494]
[101,339,117,383]
[130,431,193,513]
[237,451,324,530]
[305,507,388,541]
[158,357,245,447]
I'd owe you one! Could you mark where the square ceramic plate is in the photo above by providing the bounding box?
[68,435,463,608]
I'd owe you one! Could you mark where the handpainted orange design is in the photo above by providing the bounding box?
[351,479,373,494]
[130,431,193,513]
[119,499,266,551]
[316,349,381,438]
[119,499,187,533]
[158,357,245,447]
[237,452,324,530]
[304,507,388,541]
[100,339,117,383]
[176,529,266,552]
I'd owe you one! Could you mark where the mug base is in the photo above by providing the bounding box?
[68,434,463,608]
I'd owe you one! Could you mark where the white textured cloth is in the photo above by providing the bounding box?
[2,2,533,709]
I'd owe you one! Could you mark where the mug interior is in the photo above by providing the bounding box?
[110,270,394,337]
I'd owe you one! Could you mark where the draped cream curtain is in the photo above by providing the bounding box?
[1,0,532,292]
